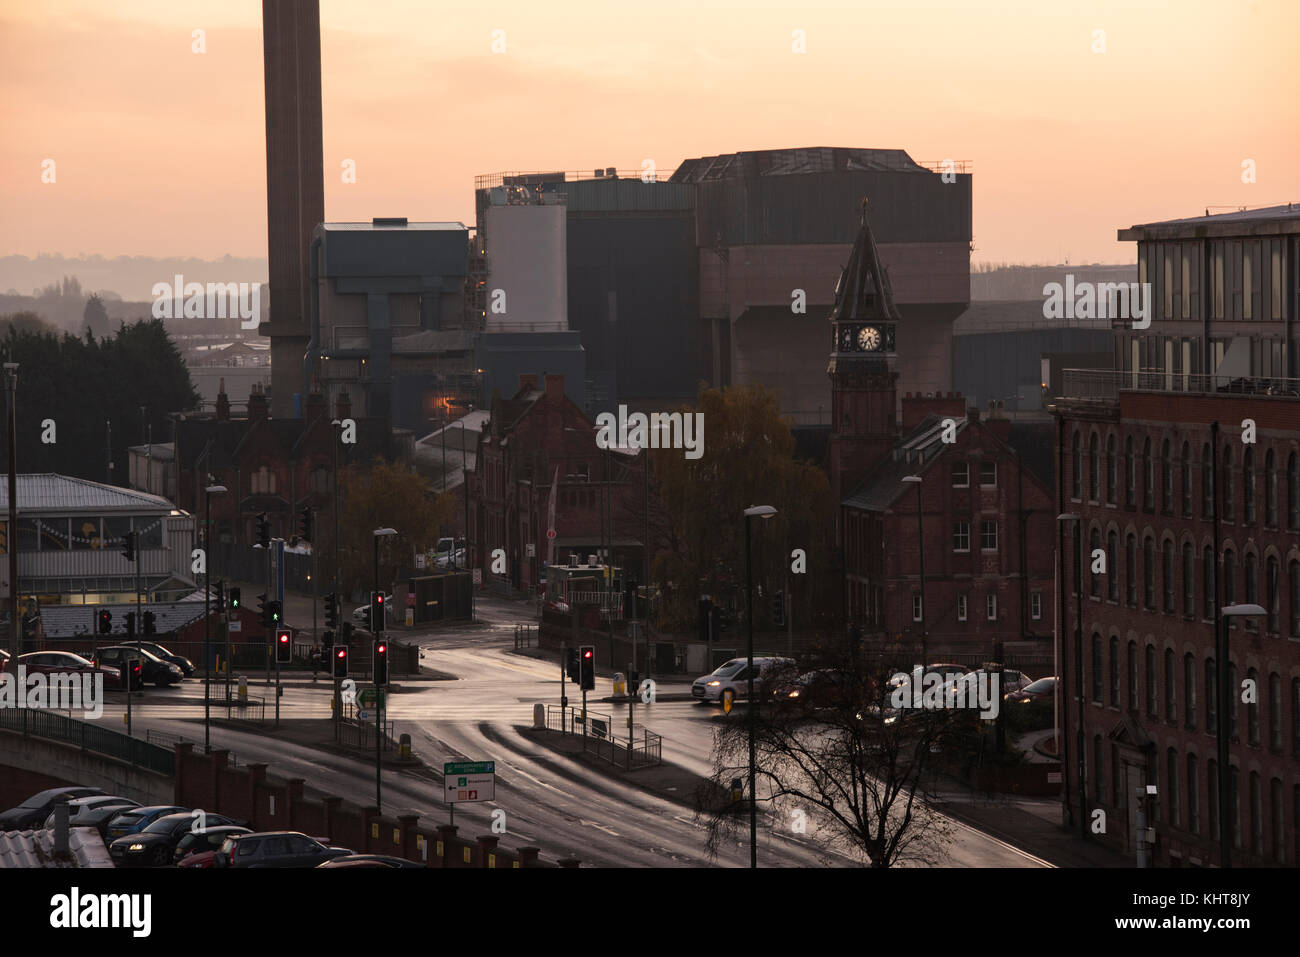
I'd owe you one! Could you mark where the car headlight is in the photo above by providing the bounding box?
[129,843,144,852]
[788,690,800,698]
[707,681,720,687]
[883,715,897,725]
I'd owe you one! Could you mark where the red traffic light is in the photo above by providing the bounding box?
[336,648,346,659]
[583,649,593,659]
[277,630,290,644]
[376,643,387,654]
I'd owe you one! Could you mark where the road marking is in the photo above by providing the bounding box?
[579,819,619,836]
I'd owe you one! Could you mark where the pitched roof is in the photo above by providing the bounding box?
[842,415,967,512]
[40,600,208,639]
[0,475,174,513]
[828,200,902,326]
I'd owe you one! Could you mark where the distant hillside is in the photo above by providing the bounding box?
[0,253,267,303]
[971,263,1135,301]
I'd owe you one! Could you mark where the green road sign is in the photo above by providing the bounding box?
[444,761,494,776]
[358,689,386,707]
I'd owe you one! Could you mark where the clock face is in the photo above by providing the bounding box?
[858,326,882,351]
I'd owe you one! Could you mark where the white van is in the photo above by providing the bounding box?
[692,657,795,706]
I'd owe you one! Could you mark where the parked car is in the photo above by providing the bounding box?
[317,854,425,869]
[109,811,239,867]
[104,805,189,842]
[691,657,795,706]
[41,795,140,835]
[173,825,252,864]
[94,646,183,688]
[1005,675,1058,704]
[770,668,860,710]
[0,786,105,830]
[176,849,220,869]
[15,651,126,690]
[353,594,393,625]
[214,831,354,868]
[118,640,194,678]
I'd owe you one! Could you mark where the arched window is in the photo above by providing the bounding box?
[1266,555,1279,633]
[1183,652,1195,728]
[1208,759,1220,840]
[1162,647,1174,720]
[1127,639,1138,710]
[1107,530,1118,601]
[1143,438,1154,509]
[1125,436,1136,508]
[1202,443,1214,517]
[1089,433,1100,501]
[1245,553,1259,631]
[1223,444,1234,521]
[1265,449,1277,526]
[1094,735,1106,802]
[1288,452,1298,530]
[1183,542,1195,617]
[1090,527,1102,598]
[1247,667,1260,747]
[1143,536,1156,609]
[1187,754,1200,834]
[1072,431,1082,499]
[1203,545,1216,619]
[1167,748,1181,828]
[1161,438,1173,512]
[1224,549,1237,608]
[1110,635,1121,707]
[1228,661,1239,738]
[1269,673,1282,751]
[1181,441,1193,516]
[1106,435,1117,504]
[1126,534,1138,606]
[1244,447,1256,524]
[1290,560,1300,638]
[1146,645,1158,716]
[1091,633,1103,703]
[1163,538,1175,612]
[1205,656,1218,732]
[309,464,329,494]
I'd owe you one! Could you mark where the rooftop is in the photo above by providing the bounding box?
[1118,203,1300,241]
[0,475,175,514]
[1057,369,1300,403]
[40,599,209,639]
[0,827,113,869]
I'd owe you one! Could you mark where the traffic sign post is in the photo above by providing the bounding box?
[444,761,495,827]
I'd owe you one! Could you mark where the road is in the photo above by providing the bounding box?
[81,595,1050,868]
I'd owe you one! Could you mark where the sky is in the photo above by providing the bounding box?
[2,0,1297,267]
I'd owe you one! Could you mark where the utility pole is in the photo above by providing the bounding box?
[5,363,18,664]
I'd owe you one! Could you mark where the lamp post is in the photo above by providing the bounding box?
[743,504,777,869]
[372,527,397,809]
[901,476,926,667]
[204,482,227,754]
[1218,602,1265,868]
[4,363,17,666]
[1057,513,1086,840]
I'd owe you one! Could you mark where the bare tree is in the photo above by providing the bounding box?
[696,640,960,867]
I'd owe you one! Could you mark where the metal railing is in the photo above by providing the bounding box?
[1061,368,1300,402]
[145,728,238,765]
[336,712,396,751]
[543,704,663,769]
[513,624,536,649]
[0,708,174,775]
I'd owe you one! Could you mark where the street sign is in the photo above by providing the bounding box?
[415,553,427,569]
[546,528,556,540]
[525,543,535,558]
[444,761,495,804]
[227,620,241,633]
[358,710,371,720]
[358,689,386,707]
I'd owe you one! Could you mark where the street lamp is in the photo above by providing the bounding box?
[1217,602,1265,868]
[372,527,397,809]
[204,483,228,754]
[1057,512,1086,839]
[4,363,17,668]
[742,504,777,869]
[901,476,926,667]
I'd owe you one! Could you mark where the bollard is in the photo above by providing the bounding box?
[533,702,545,729]
[238,675,248,705]
[399,733,411,760]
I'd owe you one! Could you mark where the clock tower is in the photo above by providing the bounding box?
[828,198,901,511]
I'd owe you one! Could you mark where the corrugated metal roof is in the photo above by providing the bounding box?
[40,601,208,639]
[0,475,174,513]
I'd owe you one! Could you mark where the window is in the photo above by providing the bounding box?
[1088,435,1099,500]
[1094,735,1106,802]
[951,461,969,488]
[1291,561,1300,638]
[912,594,923,622]
[1245,553,1259,631]
[1202,443,1214,517]
[1231,767,1242,850]
[1223,549,1236,609]
[1107,531,1118,601]
[952,521,970,552]
[1206,657,1217,733]
[1112,743,1123,808]
[986,593,997,621]
[1208,760,1220,841]
[1106,435,1117,504]
[309,465,329,494]
[1091,634,1102,703]
[1247,668,1260,747]
[1265,450,1277,526]
[1126,534,1138,606]
[1187,755,1200,835]
[1294,679,1300,756]
[1271,778,1284,863]
[1127,640,1138,711]
[1266,556,1279,633]
[1181,442,1193,516]
[71,517,102,550]
[1161,439,1173,512]
[1031,592,1042,620]
[1108,636,1120,707]
[1125,436,1136,508]
[1244,448,1256,524]
[1167,748,1180,829]
[1162,539,1175,612]
[1183,653,1196,728]
[1228,661,1239,740]
[1269,673,1282,751]
[1182,543,1195,617]
[251,466,276,495]
[957,594,968,621]
[980,520,998,551]
[1222,445,1234,521]
[1072,431,1082,499]
[1203,546,1217,619]
[1089,527,1102,598]
[1289,453,1298,530]
[1159,648,1172,721]
[1142,438,1153,509]
[980,461,997,487]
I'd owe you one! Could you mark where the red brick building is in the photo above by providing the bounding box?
[467,374,644,593]
[1054,203,1300,867]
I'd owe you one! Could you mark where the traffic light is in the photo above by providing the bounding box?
[322,630,334,653]
[579,645,595,691]
[142,610,156,636]
[275,628,292,664]
[257,593,271,627]
[229,587,241,610]
[120,531,135,562]
[257,513,270,549]
[214,581,225,611]
[372,592,385,633]
[98,609,112,635]
[324,593,339,629]
[297,505,313,542]
[623,577,637,620]
[332,645,349,679]
[125,611,136,638]
[374,639,389,684]
[565,648,579,682]
[698,597,713,641]
[772,590,785,627]
[341,621,354,643]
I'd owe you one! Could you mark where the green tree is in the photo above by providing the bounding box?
[82,293,110,338]
[337,460,453,594]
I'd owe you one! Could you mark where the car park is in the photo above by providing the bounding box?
[0,786,105,830]
[173,825,252,864]
[41,796,140,836]
[15,651,126,691]
[691,656,795,707]
[105,805,189,841]
[94,646,183,688]
[214,831,354,868]
[109,811,239,867]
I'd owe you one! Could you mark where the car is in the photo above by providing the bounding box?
[771,668,860,710]
[118,640,194,678]
[316,854,425,869]
[176,849,219,869]
[15,651,127,691]
[94,646,183,688]
[41,795,140,835]
[173,825,252,864]
[1005,675,1058,704]
[0,649,9,668]
[0,786,105,830]
[109,811,239,867]
[214,831,354,868]
[104,805,189,841]
[691,656,795,707]
[353,594,393,625]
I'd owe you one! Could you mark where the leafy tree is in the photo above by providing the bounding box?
[82,293,110,338]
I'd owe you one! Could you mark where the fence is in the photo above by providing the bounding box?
[0,707,174,775]
[145,728,238,765]
[513,624,536,649]
[336,700,396,751]
[543,704,662,769]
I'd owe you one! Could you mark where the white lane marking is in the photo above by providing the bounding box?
[580,819,619,836]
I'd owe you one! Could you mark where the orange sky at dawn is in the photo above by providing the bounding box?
[1,0,1296,267]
